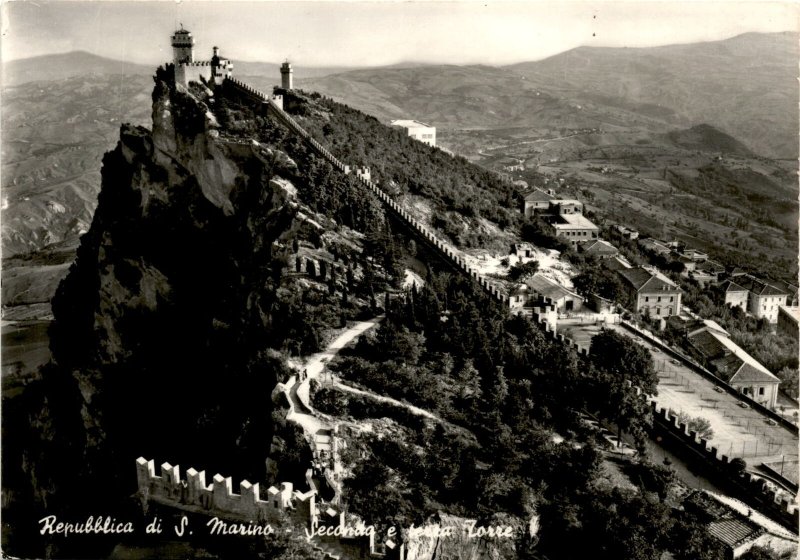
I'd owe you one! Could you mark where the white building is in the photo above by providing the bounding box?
[390,120,436,147]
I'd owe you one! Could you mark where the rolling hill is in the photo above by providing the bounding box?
[300,32,798,159]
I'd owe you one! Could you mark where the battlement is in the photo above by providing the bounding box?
[648,403,799,522]
[136,458,404,559]
[136,457,313,524]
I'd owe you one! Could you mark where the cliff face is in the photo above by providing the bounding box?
[10,71,302,555]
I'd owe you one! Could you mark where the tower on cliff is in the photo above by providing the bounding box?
[172,26,195,65]
[280,61,293,90]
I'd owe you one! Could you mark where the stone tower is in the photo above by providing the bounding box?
[280,61,293,90]
[171,26,195,65]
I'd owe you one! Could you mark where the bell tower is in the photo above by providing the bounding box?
[171,25,195,65]
[280,61,293,90]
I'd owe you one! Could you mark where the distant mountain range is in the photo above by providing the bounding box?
[1,51,355,87]
[298,32,798,159]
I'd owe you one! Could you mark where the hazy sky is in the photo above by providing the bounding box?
[2,1,798,66]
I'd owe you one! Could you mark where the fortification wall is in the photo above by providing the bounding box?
[176,62,213,89]
[136,458,404,559]
[648,402,799,530]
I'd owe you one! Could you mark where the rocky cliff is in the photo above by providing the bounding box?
[4,68,310,557]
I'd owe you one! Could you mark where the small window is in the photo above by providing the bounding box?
[645,297,649,302]
[658,296,662,302]
[655,307,661,315]
[759,387,765,396]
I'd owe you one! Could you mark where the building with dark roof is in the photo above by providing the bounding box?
[733,274,788,323]
[522,188,556,216]
[617,267,682,318]
[682,491,797,559]
[580,239,619,259]
[687,326,780,408]
[720,280,749,311]
[523,273,583,313]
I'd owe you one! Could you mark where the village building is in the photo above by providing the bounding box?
[687,326,780,408]
[616,267,682,318]
[638,237,673,257]
[522,188,557,217]
[777,305,800,340]
[694,259,726,284]
[611,224,640,240]
[682,491,797,559]
[513,242,535,258]
[521,190,599,245]
[720,280,749,311]
[580,239,619,259]
[771,280,799,307]
[389,120,436,147]
[524,273,584,313]
[732,274,788,323]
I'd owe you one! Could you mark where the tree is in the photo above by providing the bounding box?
[590,330,657,394]
[508,260,540,281]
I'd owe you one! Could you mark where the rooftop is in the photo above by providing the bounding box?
[551,213,598,230]
[525,273,581,302]
[719,279,747,293]
[688,327,779,384]
[582,239,619,256]
[617,267,680,293]
[524,189,556,202]
[390,119,433,129]
[683,491,765,549]
[735,274,788,297]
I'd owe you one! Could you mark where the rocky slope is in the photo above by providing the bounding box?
[3,68,309,558]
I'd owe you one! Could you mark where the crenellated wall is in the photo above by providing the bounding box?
[136,457,405,559]
[647,402,799,528]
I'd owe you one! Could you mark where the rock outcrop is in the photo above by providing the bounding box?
[8,68,303,558]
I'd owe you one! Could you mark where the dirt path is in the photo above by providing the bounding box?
[285,316,385,437]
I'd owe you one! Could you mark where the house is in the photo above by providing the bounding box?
[389,119,436,146]
[732,274,788,323]
[695,259,726,283]
[617,267,682,318]
[679,248,709,262]
[523,188,556,216]
[682,491,797,559]
[546,213,599,246]
[638,237,672,257]
[777,305,800,339]
[513,242,535,258]
[612,224,639,240]
[687,327,780,408]
[581,239,619,259]
[523,274,584,313]
[522,190,599,245]
[720,280,749,311]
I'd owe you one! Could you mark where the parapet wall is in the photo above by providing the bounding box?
[136,458,404,559]
[648,403,799,528]
[136,457,313,524]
